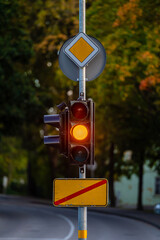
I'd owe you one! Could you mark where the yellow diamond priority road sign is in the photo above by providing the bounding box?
[53,178,108,207]
[70,37,94,63]
[64,33,99,68]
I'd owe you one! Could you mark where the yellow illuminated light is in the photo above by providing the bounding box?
[71,125,88,141]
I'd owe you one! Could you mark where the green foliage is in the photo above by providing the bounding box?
[0,0,160,200]
[87,0,160,178]
[0,0,34,136]
[0,136,27,188]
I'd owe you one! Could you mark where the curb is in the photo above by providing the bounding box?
[88,208,160,230]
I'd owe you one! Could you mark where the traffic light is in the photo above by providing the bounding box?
[69,99,94,166]
[44,103,69,157]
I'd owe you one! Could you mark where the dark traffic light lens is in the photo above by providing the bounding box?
[71,145,89,163]
[71,102,88,120]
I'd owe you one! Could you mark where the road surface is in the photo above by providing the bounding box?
[0,196,159,240]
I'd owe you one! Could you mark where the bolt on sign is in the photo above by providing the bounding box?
[53,179,108,207]
[64,32,99,68]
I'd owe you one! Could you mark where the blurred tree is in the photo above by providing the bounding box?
[0,0,50,196]
[87,0,125,207]
[17,0,83,197]
[1,0,159,205]
[0,136,27,193]
[0,0,95,198]
[87,0,160,209]
[0,0,35,136]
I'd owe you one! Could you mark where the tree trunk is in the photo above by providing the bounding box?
[47,146,58,198]
[27,159,36,196]
[137,151,144,210]
[48,147,57,179]
[108,142,115,207]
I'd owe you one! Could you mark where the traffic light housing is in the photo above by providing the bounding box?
[44,105,69,157]
[69,99,94,166]
[43,99,95,166]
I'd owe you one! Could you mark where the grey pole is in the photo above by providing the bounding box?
[78,165,87,240]
[78,1,87,240]
[79,0,86,101]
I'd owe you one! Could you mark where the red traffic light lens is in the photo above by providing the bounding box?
[71,145,89,163]
[71,102,88,120]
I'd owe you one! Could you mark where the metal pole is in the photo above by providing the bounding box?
[78,166,87,240]
[79,0,86,33]
[78,1,87,240]
[79,0,86,101]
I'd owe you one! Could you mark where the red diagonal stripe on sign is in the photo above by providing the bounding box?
[54,179,107,206]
